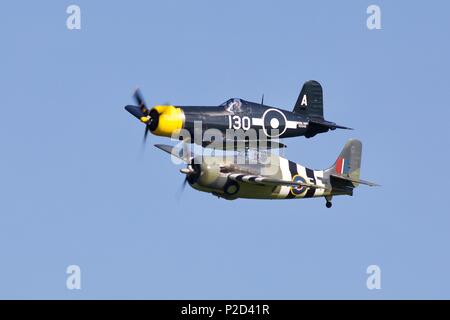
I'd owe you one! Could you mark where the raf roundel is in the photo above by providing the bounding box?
[290,175,307,196]
[262,108,287,138]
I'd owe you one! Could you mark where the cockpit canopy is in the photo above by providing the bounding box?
[220,98,241,112]
[221,98,261,113]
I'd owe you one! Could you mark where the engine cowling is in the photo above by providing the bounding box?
[187,157,233,194]
[149,106,185,137]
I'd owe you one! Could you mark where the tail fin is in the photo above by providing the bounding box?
[332,139,362,180]
[327,139,379,190]
[293,80,324,119]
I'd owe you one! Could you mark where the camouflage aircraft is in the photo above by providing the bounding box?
[155,139,377,208]
[124,80,351,148]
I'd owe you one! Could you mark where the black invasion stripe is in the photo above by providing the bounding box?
[236,175,245,182]
[248,177,257,182]
[304,168,316,198]
[285,161,298,199]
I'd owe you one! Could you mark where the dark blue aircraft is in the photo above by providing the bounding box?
[125,80,351,148]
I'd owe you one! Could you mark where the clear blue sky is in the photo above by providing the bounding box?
[0,1,449,299]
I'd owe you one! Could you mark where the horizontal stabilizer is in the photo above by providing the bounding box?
[309,119,353,131]
[330,174,379,187]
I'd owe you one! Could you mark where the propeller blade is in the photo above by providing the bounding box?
[175,176,188,201]
[182,176,188,190]
[143,125,150,144]
[134,88,149,115]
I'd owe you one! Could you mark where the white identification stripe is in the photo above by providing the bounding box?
[286,120,301,129]
[296,163,307,179]
[252,118,303,129]
[277,157,291,198]
[314,170,325,197]
[252,118,263,126]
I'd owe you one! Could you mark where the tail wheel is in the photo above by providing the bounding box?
[325,195,333,208]
[224,180,240,196]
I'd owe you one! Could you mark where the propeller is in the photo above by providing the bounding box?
[133,89,151,146]
[176,143,200,200]
[125,89,171,150]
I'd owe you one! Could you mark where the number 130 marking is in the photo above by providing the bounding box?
[228,115,251,130]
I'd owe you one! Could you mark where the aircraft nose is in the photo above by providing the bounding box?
[124,105,144,119]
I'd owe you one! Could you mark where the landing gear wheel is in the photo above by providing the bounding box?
[325,196,333,209]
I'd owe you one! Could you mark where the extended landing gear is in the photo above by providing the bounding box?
[325,196,333,208]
